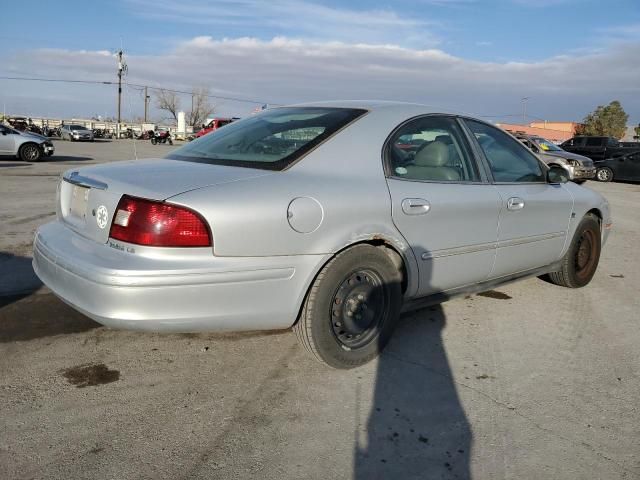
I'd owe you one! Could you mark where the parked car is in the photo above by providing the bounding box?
[195,117,236,138]
[0,123,54,161]
[595,150,640,182]
[33,102,611,369]
[61,124,94,142]
[560,136,640,161]
[515,134,595,183]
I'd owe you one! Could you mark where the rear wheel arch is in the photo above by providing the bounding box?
[293,238,411,328]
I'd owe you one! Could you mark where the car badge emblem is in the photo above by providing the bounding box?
[96,205,109,229]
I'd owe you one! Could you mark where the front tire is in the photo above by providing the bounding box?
[294,244,403,369]
[151,138,157,145]
[596,167,613,182]
[18,143,42,162]
[547,214,601,288]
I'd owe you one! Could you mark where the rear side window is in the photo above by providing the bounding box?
[386,116,480,182]
[465,119,545,183]
[167,107,367,170]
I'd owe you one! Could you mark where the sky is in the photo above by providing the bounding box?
[1,0,639,124]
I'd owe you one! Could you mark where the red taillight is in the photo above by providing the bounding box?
[109,195,211,247]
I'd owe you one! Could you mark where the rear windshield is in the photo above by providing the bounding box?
[167,107,367,170]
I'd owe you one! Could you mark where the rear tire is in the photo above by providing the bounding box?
[18,143,42,162]
[596,167,613,182]
[547,214,601,288]
[294,244,403,369]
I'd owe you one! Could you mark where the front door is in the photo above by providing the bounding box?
[385,115,500,297]
[0,126,15,154]
[463,119,573,278]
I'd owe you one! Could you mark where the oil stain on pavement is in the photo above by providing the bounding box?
[61,363,120,388]
[477,290,512,300]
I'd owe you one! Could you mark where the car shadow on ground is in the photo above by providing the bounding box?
[354,305,471,479]
[0,292,101,343]
[44,155,94,162]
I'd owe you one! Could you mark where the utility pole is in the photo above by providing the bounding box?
[191,92,195,127]
[116,50,127,137]
[521,96,530,125]
[143,86,149,123]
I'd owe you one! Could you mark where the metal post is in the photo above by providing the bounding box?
[144,86,149,123]
[116,50,127,138]
[117,51,122,137]
[521,97,530,125]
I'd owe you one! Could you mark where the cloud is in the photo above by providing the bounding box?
[1,36,639,122]
[125,0,441,48]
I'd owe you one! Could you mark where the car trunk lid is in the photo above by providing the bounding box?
[58,158,273,244]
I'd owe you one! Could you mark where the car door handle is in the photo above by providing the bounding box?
[507,197,525,211]
[401,198,430,215]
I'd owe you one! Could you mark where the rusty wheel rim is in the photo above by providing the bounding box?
[574,229,597,281]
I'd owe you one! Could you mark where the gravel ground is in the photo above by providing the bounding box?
[1,140,639,479]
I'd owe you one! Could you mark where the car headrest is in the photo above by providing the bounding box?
[434,135,453,145]
[414,141,450,167]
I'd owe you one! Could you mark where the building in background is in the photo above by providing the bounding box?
[621,125,639,143]
[496,121,578,143]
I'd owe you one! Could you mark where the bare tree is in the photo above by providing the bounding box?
[156,89,181,123]
[188,88,215,128]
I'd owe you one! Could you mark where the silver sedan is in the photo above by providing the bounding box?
[33,102,611,368]
[0,124,55,161]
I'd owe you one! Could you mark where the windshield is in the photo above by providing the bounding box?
[167,107,367,170]
[70,125,87,131]
[532,137,563,152]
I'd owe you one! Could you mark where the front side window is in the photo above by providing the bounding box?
[586,137,603,147]
[167,107,366,170]
[386,116,479,182]
[465,120,545,183]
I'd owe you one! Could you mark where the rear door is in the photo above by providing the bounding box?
[385,115,500,297]
[463,119,573,278]
[584,137,606,161]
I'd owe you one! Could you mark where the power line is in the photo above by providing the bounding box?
[0,74,280,105]
[0,75,112,85]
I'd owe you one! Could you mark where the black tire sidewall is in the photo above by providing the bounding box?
[565,215,601,287]
[306,246,403,368]
[19,144,41,162]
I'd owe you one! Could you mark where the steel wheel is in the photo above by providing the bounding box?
[574,229,597,283]
[330,269,389,349]
[546,213,601,288]
[294,244,403,369]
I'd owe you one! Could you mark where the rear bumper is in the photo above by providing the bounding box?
[33,221,327,332]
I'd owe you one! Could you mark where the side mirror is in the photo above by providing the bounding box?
[547,165,569,184]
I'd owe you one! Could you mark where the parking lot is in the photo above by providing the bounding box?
[1,140,639,479]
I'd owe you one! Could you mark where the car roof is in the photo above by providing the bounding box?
[287,100,464,117]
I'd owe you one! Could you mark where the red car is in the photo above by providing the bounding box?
[195,118,235,138]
